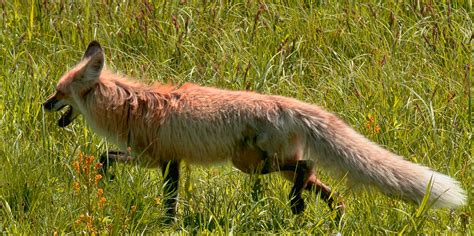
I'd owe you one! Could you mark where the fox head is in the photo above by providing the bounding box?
[43,41,105,127]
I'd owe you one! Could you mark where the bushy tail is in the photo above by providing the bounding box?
[297,108,466,208]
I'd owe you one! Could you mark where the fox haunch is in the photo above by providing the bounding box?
[43,41,466,221]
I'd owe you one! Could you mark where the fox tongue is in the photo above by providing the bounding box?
[58,106,73,127]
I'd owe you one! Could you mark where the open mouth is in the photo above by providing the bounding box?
[57,105,75,127]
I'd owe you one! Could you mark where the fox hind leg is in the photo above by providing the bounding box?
[231,138,314,215]
[305,176,345,221]
[282,172,345,220]
[277,160,314,214]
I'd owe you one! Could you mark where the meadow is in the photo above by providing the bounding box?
[0,1,472,234]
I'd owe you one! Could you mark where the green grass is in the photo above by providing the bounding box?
[0,1,472,234]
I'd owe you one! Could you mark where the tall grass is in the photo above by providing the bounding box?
[0,1,471,234]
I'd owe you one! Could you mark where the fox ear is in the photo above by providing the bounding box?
[83,40,103,59]
[81,50,105,80]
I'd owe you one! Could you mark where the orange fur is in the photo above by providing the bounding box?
[44,41,466,212]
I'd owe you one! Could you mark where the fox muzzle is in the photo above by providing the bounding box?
[43,94,66,112]
[43,94,78,127]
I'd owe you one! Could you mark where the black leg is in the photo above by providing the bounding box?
[305,181,335,210]
[281,161,311,215]
[161,160,180,222]
[231,139,313,215]
[256,158,313,215]
[99,150,132,179]
[305,180,345,221]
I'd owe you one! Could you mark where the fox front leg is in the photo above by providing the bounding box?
[276,160,314,215]
[161,160,180,222]
[99,150,133,179]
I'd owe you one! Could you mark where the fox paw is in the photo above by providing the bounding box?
[290,197,305,215]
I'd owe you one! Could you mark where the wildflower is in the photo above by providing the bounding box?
[366,113,381,135]
[131,205,138,213]
[97,188,104,198]
[83,155,95,175]
[366,113,375,130]
[73,161,81,174]
[85,154,95,165]
[374,125,381,134]
[73,181,81,193]
[367,113,375,130]
[75,214,84,225]
[94,162,103,171]
[78,152,85,165]
[99,197,107,208]
[155,197,161,205]
[83,214,95,233]
[95,174,103,185]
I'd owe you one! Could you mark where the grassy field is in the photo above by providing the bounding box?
[0,1,472,234]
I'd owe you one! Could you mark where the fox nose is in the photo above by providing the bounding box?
[43,100,54,111]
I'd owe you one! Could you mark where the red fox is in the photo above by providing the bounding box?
[43,41,466,221]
